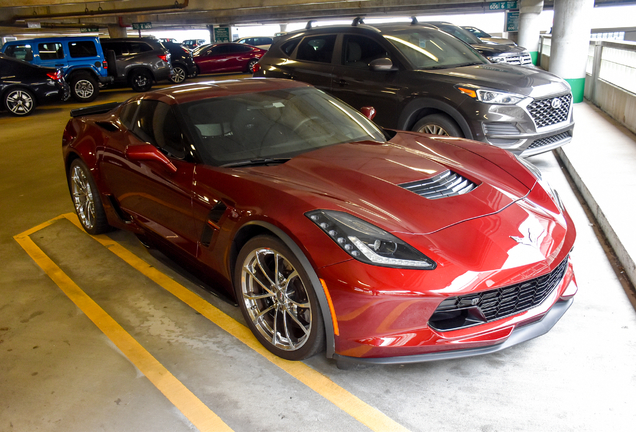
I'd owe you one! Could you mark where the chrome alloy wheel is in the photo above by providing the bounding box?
[171,66,186,83]
[417,124,450,135]
[6,90,34,115]
[240,247,312,351]
[70,164,96,230]
[74,79,95,100]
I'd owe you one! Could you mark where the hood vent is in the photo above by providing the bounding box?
[399,170,477,199]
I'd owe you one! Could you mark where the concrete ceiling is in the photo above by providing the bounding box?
[0,0,632,37]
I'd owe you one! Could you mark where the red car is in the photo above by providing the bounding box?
[62,79,577,367]
[193,43,265,74]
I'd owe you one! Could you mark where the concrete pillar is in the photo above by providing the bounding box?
[107,24,127,38]
[518,0,543,65]
[280,24,287,34]
[550,0,594,103]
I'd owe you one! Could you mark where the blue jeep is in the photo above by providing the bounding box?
[2,37,113,102]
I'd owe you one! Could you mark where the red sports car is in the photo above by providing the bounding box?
[62,79,577,367]
[193,43,265,74]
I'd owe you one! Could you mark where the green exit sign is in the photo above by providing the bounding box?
[80,27,99,33]
[489,1,518,10]
[132,22,152,30]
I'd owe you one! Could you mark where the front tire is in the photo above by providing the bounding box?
[170,65,187,84]
[130,69,153,92]
[412,114,462,137]
[235,235,325,360]
[4,88,35,116]
[246,59,258,73]
[68,159,111,235]
[70,73,99,103]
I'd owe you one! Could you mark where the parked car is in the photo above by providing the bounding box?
[1,53,69,116]
[100,38,172,92]
[159,38,178,44]
[193,43,266,74]
[2,36,112,102]
[426,22,532,65]
[462,26,518,46]
[162,41,197,84]
[254,20,574,157]
[62,78,577,365]
[234,36,273,50]
[182,39,206,50]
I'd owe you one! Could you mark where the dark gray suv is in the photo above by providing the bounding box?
[100,38,172,92]
[254,20,574,157]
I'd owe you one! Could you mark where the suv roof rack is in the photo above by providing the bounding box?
[352,17,365,26]
[411,16,419,25]
[306,20,317,30]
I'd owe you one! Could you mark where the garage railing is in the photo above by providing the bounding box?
[539,35,636,135]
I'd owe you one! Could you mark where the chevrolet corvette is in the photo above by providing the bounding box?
[62,78,577,366]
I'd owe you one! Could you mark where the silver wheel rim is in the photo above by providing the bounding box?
[417,124,450,135]
[134,73,149,88]
[240,247,312,351]
[6,90,33,115]
[70,164,96,230]
[171,67,186,83]
[248,60,257,72]
[74,79,94,100]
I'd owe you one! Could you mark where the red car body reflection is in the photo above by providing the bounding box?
[193,43,265,74]
[62,79,577,367]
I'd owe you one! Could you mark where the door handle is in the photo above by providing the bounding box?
[338,79,349,87]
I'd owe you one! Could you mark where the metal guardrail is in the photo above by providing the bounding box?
[539,35,636,134]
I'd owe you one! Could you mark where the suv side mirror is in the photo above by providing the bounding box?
[369,58,396,72]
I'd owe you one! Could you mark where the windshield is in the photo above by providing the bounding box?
[179,87,386,166]
[383,28,486,70]
[433,24,483,45]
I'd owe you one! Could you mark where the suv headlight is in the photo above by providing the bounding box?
[456,85,527,105]
[306,210,436,269]
[514,155,565,212]
[487,54,508,63]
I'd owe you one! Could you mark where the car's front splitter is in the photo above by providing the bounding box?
[333,297,573,369]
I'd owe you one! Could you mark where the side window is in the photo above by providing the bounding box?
[68,41,97,58]
[127,43,152,55]
[341,35,390,68]
[131,100,186,159]
[119,101,139,130]
[280,39,300,57]
[296,35,336,63]
[38,43,64,60]
[4,44,34,61]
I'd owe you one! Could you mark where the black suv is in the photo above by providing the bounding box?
[100,38,172,92]
[163,41,197,84]
[254,20,574,157]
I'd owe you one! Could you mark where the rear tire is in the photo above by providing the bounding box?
[412,114,462,137]
[246,59,258,73]
[130,69,153,92]
[68,159,111,235]
[170,64,187,84]
[70,73,99,103]
[4,88,36,116]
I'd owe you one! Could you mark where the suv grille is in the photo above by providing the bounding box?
[501,52,533,65]
[429,257,569,331]
[528,94,572,128]
[528,132,572,150]
[399,170,477,199]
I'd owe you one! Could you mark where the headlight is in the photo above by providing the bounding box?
[456,85,526,105]
[488,55,508,63]
[514,155,565,212]
[306,210,436,269]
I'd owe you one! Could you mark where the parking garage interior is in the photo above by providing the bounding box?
[2,1,636,431]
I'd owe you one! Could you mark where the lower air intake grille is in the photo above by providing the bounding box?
[429,257,569,331]
[528,132,572,150]
[399,170,478,199]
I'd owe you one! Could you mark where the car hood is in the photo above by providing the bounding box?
[471,42,526,56]
[423,63,571,98]
[240,133,533,235]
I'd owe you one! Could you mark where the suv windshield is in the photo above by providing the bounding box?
[383,28,486,70]
[179,87,386,166]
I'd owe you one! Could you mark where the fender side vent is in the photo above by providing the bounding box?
[399,170,477,199]
[201,201,227,247]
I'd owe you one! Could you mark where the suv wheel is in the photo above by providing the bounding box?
[170,64,187,84]
[412,114,462,137]
[130,69,153,92]
[70,73,99,103]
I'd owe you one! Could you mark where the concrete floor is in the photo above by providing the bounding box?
[1,75,635,432]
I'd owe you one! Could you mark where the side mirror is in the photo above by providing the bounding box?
[369,58,396,72]
[360,107,376,120]
[126,144,177,173]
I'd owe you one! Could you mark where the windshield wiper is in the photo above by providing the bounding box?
[220,158,291,168]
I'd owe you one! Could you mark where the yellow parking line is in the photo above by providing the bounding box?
[61,213,410,432]
[13,226,233,432]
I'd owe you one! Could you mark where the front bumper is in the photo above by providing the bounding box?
[335,297,573,367]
